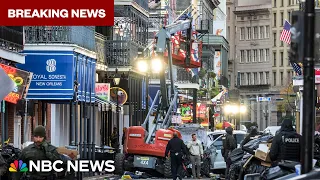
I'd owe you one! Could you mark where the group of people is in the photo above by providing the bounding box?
[165,133,204,180]
[222,117,301,179]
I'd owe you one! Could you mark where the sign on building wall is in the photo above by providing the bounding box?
[95,83,110,102]
[18,53,74,100]
[0,63,32,104]
[214,51,221,80]
[0,67,15,101]
[110,87,128,105]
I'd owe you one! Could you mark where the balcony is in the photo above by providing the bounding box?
[0,26,23,53]
[177,67,193,83]
[105,38,139,67]
[24,26,95,51]
[115,0,149,15]
[95,33,107,67]
[202,35,229,51]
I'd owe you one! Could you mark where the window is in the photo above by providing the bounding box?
[227,26,230,41]
[273,52,277,66]
[281,0,284,6]
[266,26,270,38]
[280,52,284,66]
[247,27,251,39]
[280,72,283,85]
[287,71,292,82]
[266,72,270,84]
[273,13,277,27]
[240,73,245,85]
[280,12,284,26]
[247,73,251,85]
[274,0,277,7]
[259,26,264,38]
[288,0,291,5]
[288,11,291,22]
[280,32,284,46]
[260,72,264,84]
[273,32,277,46]
[228,7,230,20]
[259,49,264,62]
[253,72,257,84]
[254,26,258,39]
[253,50,257,62]
[240,27,245,40]
[240,50,245,63]
[266,49,270,61]
[273,72,277,86]
[247,50,251,62]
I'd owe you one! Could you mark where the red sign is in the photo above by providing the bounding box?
[197,103,209,126]
[0,0,114,25]
[0,64,32,104]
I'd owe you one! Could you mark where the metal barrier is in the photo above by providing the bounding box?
[285,168,320,180]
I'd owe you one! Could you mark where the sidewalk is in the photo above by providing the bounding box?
[83,174,119,180]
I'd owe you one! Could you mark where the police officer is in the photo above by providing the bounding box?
[222,126,236,179]
[241,126,259,147]
[165,132,187,180]
[269,118,301,162]
[16,125,62,180]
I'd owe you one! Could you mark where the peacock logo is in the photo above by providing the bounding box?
[9,160,28,172]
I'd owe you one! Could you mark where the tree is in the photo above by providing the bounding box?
[277,84,296,113]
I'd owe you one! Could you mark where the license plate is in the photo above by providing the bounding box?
[133,155,156,169]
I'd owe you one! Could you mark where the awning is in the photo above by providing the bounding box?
[95,96,122,113]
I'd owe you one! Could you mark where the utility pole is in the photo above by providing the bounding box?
[301,0,315,174]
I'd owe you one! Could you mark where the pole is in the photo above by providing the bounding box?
[167,39,175,97]
[192,89,197,123]
[1,101,5,145]
[116,87,120,153]
[23,100,28,143]
[301,0,315,174]
[145,75,149,132]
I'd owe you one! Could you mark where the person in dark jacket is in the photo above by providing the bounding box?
[110,127,120,152]
[15,125,62,180]
[269,118,301,162]
[222,126,236,179]
[241,126,259,147]
[165,132,187,180]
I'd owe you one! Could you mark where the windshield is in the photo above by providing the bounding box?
[210,133,246,150]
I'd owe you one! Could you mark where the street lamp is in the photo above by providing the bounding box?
[224,104,247,129]
[113,77,120,153]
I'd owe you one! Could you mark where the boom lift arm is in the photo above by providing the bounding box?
[141,18,193,144]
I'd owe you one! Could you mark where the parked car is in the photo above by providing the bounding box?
[263,126,281,136]
[205,130,247,170]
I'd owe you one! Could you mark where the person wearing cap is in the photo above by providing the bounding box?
[110,127,120,152]
[16,125,62,180]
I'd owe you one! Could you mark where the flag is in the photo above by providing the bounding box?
[290,61,302,76]
[279,20,302,75]
[280,20,291,44]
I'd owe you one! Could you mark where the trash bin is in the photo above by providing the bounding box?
[244,173,260,180]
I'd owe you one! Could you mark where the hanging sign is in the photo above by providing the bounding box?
[0,63,32,104]
[95,83,110,102]
[110,87,128,105]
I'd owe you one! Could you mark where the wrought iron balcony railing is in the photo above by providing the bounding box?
[105,38,139,67]
[95,33,107,65]
[135,0,148,11]
[0,26,23,52]
[24,26,95,51]
[177,67,193,83]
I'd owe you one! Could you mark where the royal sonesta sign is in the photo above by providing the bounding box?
[0,63,32,104]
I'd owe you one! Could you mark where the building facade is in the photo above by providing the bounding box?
[229,0,274,129]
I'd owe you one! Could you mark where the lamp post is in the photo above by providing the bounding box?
[224,104,246,129]
[113,77,120,153]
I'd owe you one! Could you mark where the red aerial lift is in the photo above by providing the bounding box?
[114,16,202,177]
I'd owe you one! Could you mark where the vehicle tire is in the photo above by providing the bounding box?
[114,153,125,175]
[164,158,172,178]
[201,158,211,177]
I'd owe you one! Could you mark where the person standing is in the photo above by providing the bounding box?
[110,127,120,152]
[222,126,236,179]
[269,118,301,162]
[241,126,259,147]
[187,134,203,179]
[16,125,62,180]
[165,132,187,180]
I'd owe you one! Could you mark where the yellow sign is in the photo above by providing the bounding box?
[110,87,128,105]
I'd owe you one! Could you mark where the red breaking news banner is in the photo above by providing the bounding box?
[0,0,114,26]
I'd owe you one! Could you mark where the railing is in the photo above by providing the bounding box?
[24,26,95,51]
[177,67,193,82]
[0,26,23,52]
[105,38,139,67]
[95,33,107,65]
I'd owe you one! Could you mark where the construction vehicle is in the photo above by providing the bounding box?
[114,12,204,177]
